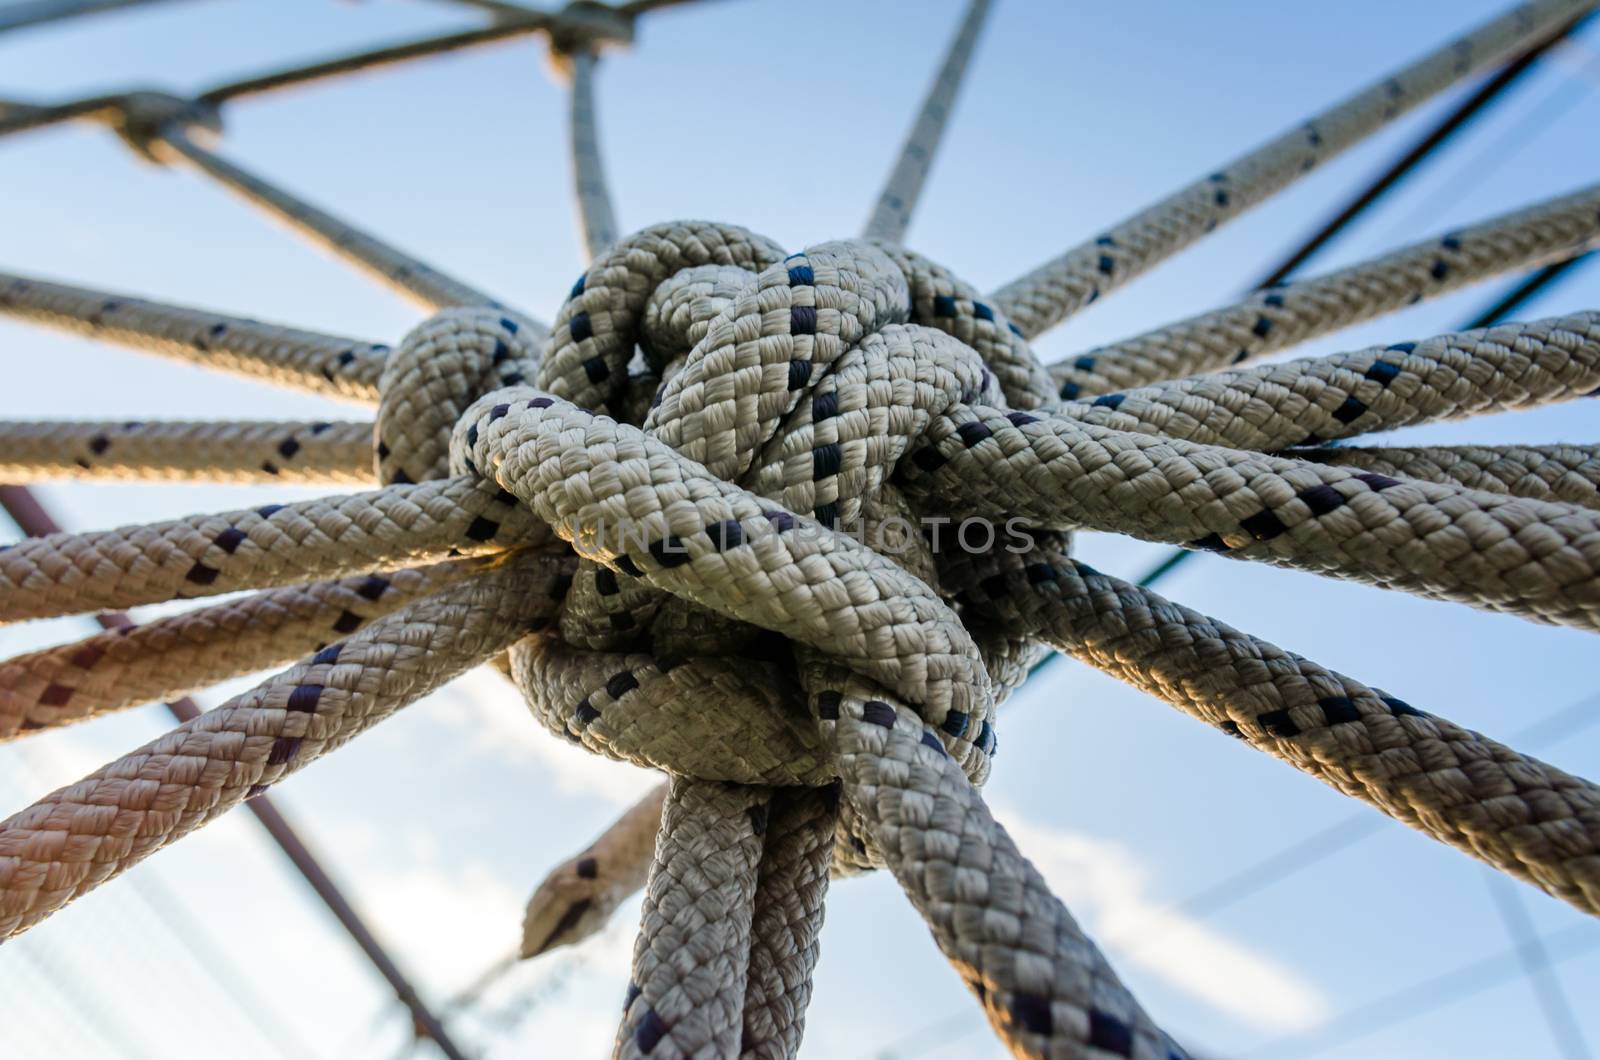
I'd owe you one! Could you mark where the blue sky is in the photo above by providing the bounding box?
[1,0,1598,1057]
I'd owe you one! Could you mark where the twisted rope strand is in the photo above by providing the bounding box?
[0,549,572,939]
[1050,182,1600,398]
[0,558,487,740]
[991,0,1597,338]
[0,419,373,484]
[0,271,387,403]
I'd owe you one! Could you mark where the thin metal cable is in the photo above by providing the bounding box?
[1483,871,1592,1060]
[1245,922,1600,1059]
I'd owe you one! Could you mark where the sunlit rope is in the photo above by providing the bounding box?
[1,2,1598,1058]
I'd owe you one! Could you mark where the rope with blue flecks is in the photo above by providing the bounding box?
[1,1,1599,1058]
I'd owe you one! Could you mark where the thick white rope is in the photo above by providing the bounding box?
[860,0,992,244]
[991,0,1597,338]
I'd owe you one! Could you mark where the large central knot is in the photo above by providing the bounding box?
[375,220,1063,812]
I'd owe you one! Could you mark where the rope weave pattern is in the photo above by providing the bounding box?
[991,0,1592,339]
[1051,182,1600,398]
[566,49,621,259]
[0,419,372,484]
[1,3,1597,1057]
[860,0,992,244]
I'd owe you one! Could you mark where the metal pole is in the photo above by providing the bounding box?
[0,484,472,1060]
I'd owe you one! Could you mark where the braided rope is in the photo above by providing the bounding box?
[1050,182,1600,398]
[159,128,511,313]
[0,419,372,484]
[948,546,1600,913]
[0,271,388,403]
[992,0,1594,338]
[566,49,620,259]
[1299,443,1600,510]
[0,549,571,938]
[1062,312,1600,451]
[860,0,991,244]
[0,476,546,621]
[2,3,1598,1057]
[0,559,487,739]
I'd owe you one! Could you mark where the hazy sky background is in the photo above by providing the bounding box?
[1,0,1598,1057]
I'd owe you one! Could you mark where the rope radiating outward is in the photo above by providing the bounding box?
[861,0,992,243]
[0,271,389,402]
[1,2,1599,1059]
[157,128,513,314]
[992,0,1595,338]
[565,48,621,259]
[0,420,372,484]
[1049,181,1600,398]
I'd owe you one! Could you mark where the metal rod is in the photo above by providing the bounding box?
[565,48,619,259]
[0,484,472,1060]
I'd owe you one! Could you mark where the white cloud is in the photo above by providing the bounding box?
[992,804,1328,1034]
[427,668,661,806]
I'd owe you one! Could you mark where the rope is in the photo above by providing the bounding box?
[0,270,388,403]
[903,402,1600,631]
[2,3,1598,1058]
[565,48,620,259]
[1050,181,1600,398]
[0,549,572,939]
[860,0,992,243]
[951,548,1600,913]
[519,783,665,959]
[1061,312,1600,451]
[991,0,1598,339]
[158,127,513,313]
[1297,443,1600,510]
[0,419,372,484]
[0,558,486,740]
[0,475,547,621]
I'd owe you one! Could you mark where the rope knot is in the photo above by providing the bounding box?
[375,307,542,486]
[432,221,1063,800]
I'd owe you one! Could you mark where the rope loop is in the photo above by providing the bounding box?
[376,307,542,485]
[404,221,1064,795]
